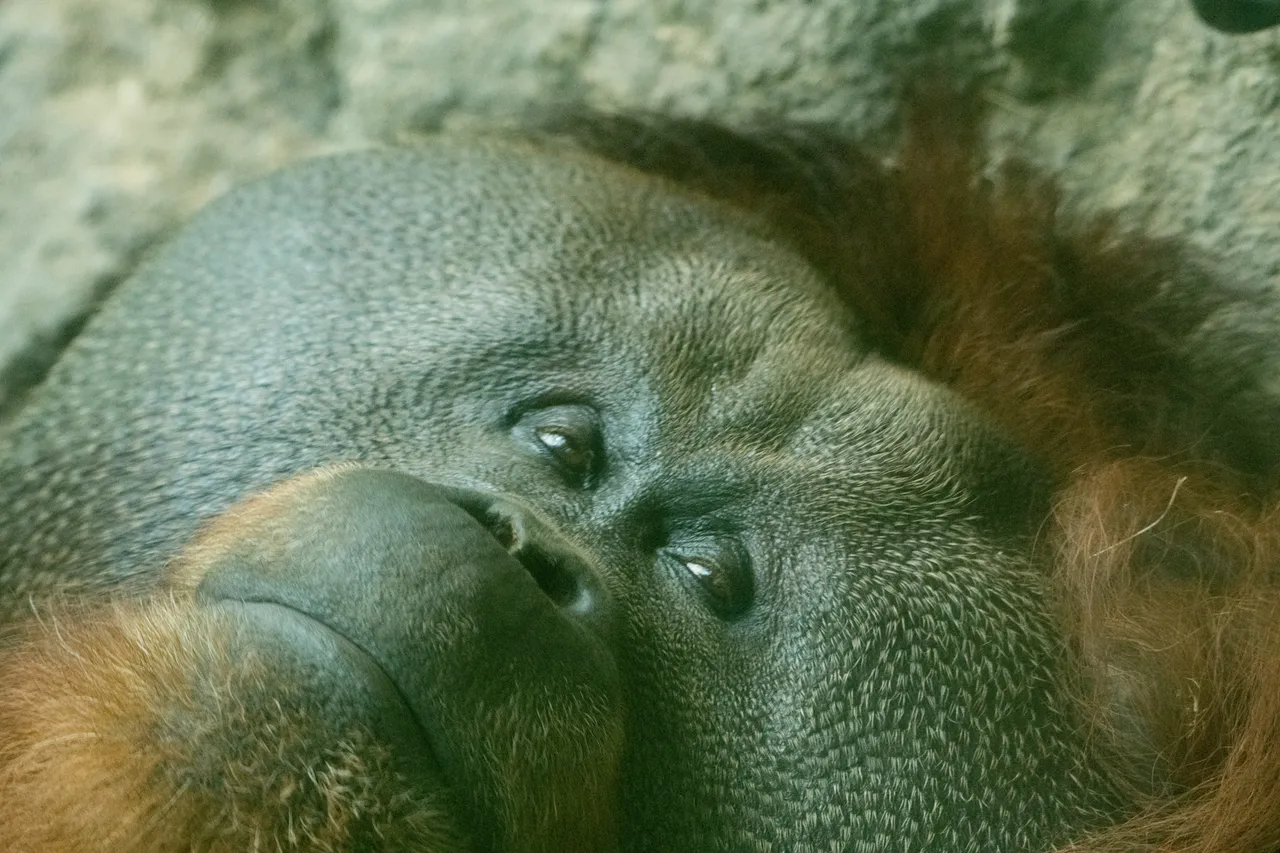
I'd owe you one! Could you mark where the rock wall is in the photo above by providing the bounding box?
[2,0,1278,414]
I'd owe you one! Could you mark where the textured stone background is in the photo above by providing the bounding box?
[2,0,1278,416]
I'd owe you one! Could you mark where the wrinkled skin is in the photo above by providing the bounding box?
[0,140,1119,851]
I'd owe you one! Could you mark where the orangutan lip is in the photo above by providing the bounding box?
[213,599,442,779]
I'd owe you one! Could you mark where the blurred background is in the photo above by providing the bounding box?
[1,0,1278,417]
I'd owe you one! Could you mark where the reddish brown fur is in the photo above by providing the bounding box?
[0,600,465,852]
[872,98,1280,852]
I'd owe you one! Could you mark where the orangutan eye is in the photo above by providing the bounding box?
[665,546,754,620]
[535,426,595,482]
[514,404,603,488]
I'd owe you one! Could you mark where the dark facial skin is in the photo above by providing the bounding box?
[0,140,1119,850]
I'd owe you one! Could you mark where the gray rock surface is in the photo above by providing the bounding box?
[1,0,1277,415]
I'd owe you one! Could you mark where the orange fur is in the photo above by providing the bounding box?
[0,600,465,852]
